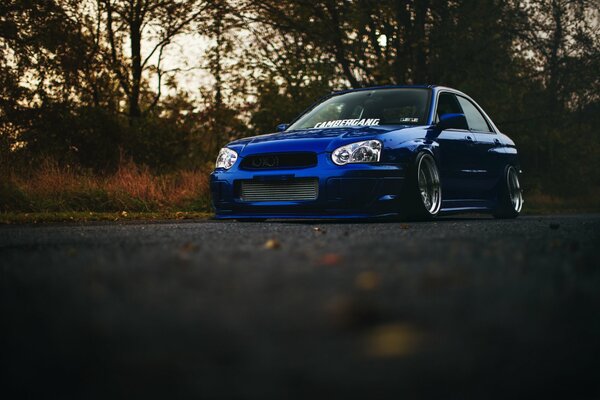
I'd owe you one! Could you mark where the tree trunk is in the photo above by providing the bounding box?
[413,0,429,84]
[325,1,361,88]
[393,0,409,84]
[129,1,143,119]
[547,0,563,114]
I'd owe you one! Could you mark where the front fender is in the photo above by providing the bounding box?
[383,138,440,166]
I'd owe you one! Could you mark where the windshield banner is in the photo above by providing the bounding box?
[314,118,380,129]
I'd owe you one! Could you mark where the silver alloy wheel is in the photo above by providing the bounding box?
[507,166,523,213]
[417,154,442,215]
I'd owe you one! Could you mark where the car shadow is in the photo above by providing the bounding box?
[236,213,494,225]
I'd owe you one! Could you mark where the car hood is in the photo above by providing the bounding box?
[229,125,421,156]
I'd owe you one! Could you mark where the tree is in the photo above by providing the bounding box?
[512,0,600,191]
[0,0,102,167]
[98,0,210,119]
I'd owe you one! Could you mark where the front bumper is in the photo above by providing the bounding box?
[210,153,406,219]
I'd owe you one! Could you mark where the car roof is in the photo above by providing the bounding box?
[329,85,467,96]
[330,85,435,96]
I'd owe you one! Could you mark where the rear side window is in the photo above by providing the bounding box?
[456,97,493,132]
[435,92,468,130]
[436,92,463,120]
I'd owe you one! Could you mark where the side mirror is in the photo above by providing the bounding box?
[276,123,289,132]
[437,113,468,131]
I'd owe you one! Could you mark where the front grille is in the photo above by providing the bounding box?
[240,178,318,202]
[240,152,317,170]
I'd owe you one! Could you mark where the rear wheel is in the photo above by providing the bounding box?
[493,165,523,219]
[400,152,442,220]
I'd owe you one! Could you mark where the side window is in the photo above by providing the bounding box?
[456,97,493,132]
[436,92,463,122]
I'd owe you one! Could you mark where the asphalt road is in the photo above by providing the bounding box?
[1,215,599,399]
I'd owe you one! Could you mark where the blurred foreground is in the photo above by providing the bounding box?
[1,215,599,398]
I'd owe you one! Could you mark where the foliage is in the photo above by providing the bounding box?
[0,0,599,206]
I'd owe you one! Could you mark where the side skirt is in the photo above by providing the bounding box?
[440,199,494,214]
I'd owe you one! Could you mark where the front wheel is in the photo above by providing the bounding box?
[493,165,523,219]
[400,152,442,220]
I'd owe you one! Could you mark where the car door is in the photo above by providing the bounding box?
[434,92,481,201]
[455,96,504,198]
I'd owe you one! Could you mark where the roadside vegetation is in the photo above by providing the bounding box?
[1,1,598,221]
[1,158,596,224]
[1,160,211,222]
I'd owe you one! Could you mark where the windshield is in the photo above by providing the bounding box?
[288,88,430,131]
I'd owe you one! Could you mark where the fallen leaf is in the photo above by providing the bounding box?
[364,323,422,358]
[120,211,128,217]
[400,224,410,229]
[355,271,380,291]
[319,253,342,266]
[264,239,281,249]
[313,227,327,234]
[180,242,198,253]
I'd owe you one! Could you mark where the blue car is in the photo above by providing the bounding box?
[210,85,523,220]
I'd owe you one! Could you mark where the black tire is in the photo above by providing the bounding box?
[492,165,523,219]
[399,152,442,221]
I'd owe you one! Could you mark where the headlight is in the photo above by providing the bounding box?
[331,140,382,165]
[215,147,238,169]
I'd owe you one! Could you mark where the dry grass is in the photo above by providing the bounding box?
[0,211,212,224]
[105,161,209,209]
[1,160,211,213]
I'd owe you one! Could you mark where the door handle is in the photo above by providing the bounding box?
[494,138,501,145]
[465,135,474,142]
